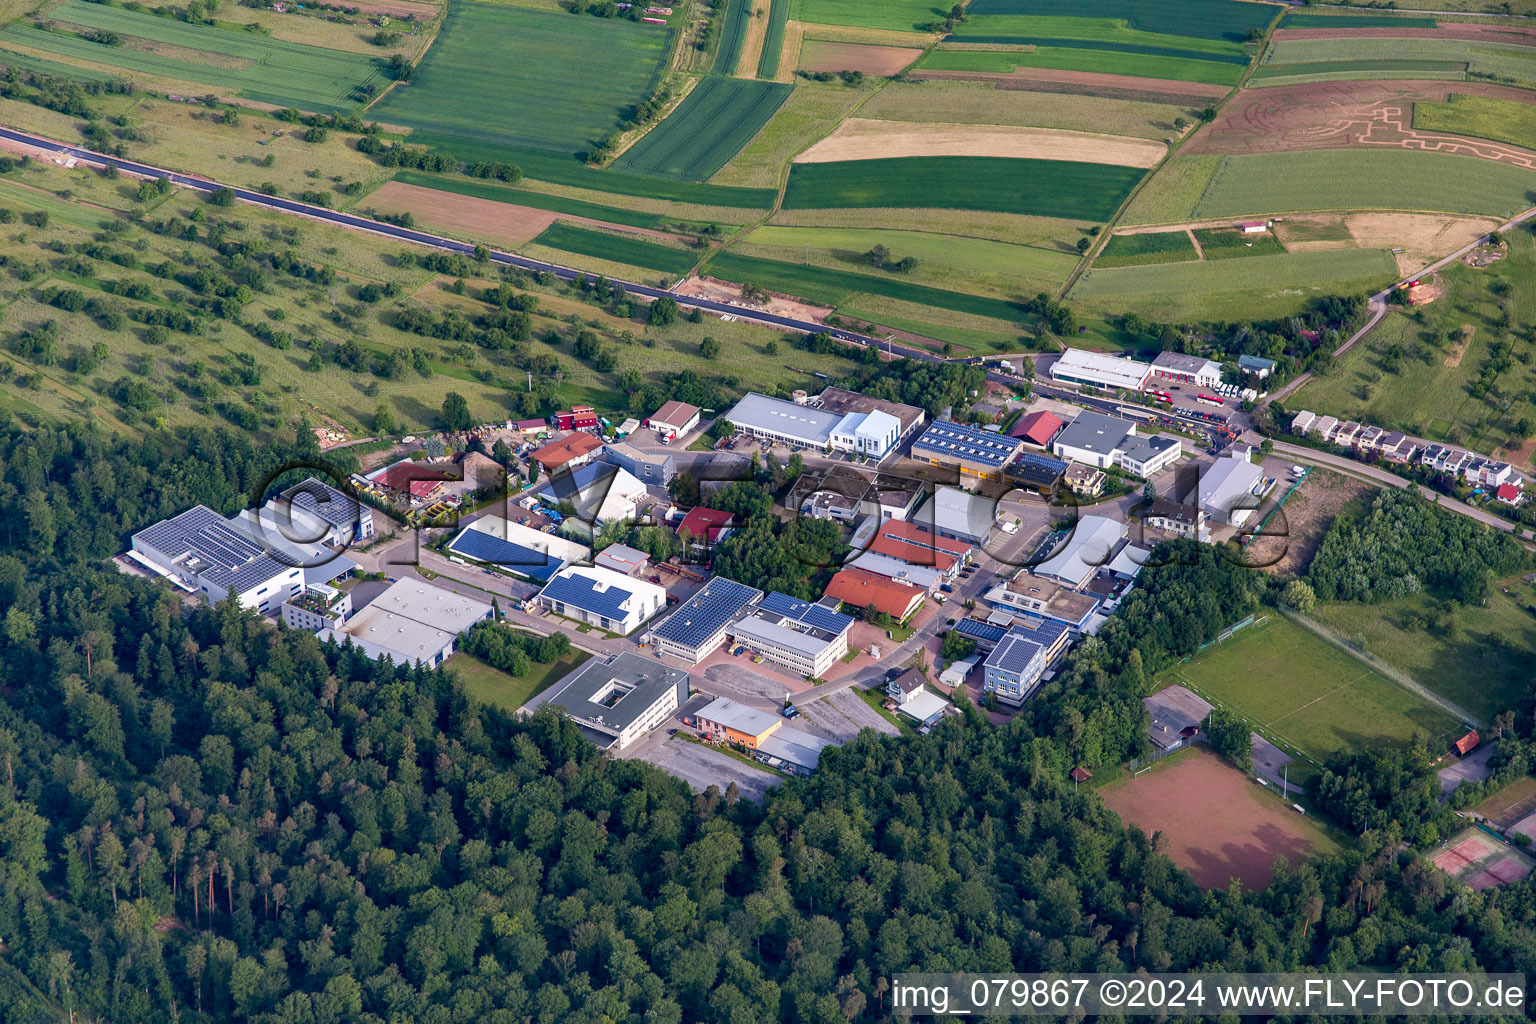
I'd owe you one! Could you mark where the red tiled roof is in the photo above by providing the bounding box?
[532,432,603,469]
[676,507,734,543]
[864,519,970,572]
[379,462,449,495]
[1497,483,1522,502]
[1011,410,1065,446]
[825,567,925,621]
[1454,731,1480,756]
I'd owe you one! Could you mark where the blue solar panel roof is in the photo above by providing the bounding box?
[540,570,635,619]
[652,576,762,647]
[1014,451,1069,474]
[136,505,291,592]
[760,591,855,635]
[283,479,364,528]
[448,528,562,582]
[954,618,1008,645]
[912,420,1022,469]
[986,632,1043,676]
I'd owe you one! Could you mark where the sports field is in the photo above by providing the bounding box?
[1095,230,1197,267]
[1431,827,1535,890]
[0,0,380,111]
[531,223,700,277]
[1186,151,1536,219]
[789,0,945,32]
[613,78,790,180]
[917,46,1246,86]
[1100,748,1341,890]
[1413,93,1536,150]
[780,155,1144,219]
[1156,614,1460,763]
[1475,777,1536,829]
[371,2,667,155]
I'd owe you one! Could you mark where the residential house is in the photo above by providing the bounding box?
[1064,464,1105,498]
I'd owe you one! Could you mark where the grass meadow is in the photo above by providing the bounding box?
[963,0,1275,43]
[1095,230,1197,267]
[1192,226,1286,260]
[950,14,1249,55]
[1157,614,1460,766]
[1289,230,1536,455]
[1413,93,1536,150]
[859,79,1200,139]
[744,224,1078,280]
[1261,36,1536,88]
[371,2,667,155]
[530,223,701,277]
[613,78,791,181]
[917,46,1245,85]
[447,650,590,711]
[781,155,1144,219]
[789,0,948,32]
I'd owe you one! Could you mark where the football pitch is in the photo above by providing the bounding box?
[1159,614,1460,764]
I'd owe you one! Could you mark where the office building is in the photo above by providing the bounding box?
[546,652,689,751]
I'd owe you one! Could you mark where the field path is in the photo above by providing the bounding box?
[1185,227,1204,259]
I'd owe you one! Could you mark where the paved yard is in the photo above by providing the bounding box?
[700,662,796,705]
[621,733,780,801]
[800,687,899,740]
[1440,744,1496,796]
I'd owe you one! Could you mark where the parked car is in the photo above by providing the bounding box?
[781,705,798,718]
[940,584,954,593]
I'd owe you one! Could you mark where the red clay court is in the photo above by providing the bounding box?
[1100,749,1337,890]
[1432,828,1535,891]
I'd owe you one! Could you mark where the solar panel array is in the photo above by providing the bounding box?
[283,480,363,528]
[760,590,854,636]
[988,632,1044,676]
[448,528,562,582]
[953,618,1008,647]
[136,505,288,591]
[912,420,1021,469]
[540,571,635,620]
[652,576,763,648]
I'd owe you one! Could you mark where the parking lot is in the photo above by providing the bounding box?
[799,688,900,741]
[619,729,779,801]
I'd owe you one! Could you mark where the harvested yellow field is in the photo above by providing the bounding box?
[792,118,1166,167]
[1278,212,1500,275]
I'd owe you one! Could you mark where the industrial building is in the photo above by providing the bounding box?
[730,592,854,678]
[723,392,903,459]
[815,386,927,442]
[535,462,648,537]
[1052,411,1181,476]
[1010,410,1066,447]
[690,696,833,776]
[278,478,375,545]
[1049,349,1152,391]
[844,551,944,592]
[545,652,689,752]
[1032,515,1128,589]
[911,419,1024,486]
[648,576,764,663]
[447,515,591,583]
[791,466,927,523]
[824,567,926,622]
[1150,351,1222,389]
[317,577,492,667]
[593,543,650,576]
[914,486,997,546]
[1199,449,1268,526]
[984,574,1100,631]
[130,506,306,612]
[280,583,351,632]
[1006,451,1069,492]
[649,401,701,438]
[602,442,674,486]
[851,517,972,576]
[536,565,667,636]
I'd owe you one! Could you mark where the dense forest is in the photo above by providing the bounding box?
[3,424,1536,1022]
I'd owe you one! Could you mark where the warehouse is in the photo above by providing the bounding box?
[130,505,303,612]
[914,486,997,546]
[1151,351,1222,389]
[447,515,590,583]
[911,419,1024,486]
[815,386,926,441]
[690,696,833,777]
[535,462,648,537]
[545,652,689,752]
[1049,349,1152,391]
[317,578,492,668]
[536,565,667,635]
[1032,515,1128,589]
[649,400,701,438]
[723,392,904,459]
[648,576,763,663]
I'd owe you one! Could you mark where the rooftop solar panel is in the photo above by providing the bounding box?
[652,577,763,647]
[759,591,854,635]
[447,528,562,582]
[284,480,364,528]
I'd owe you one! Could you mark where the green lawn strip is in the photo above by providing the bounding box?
[404,131,777,209]
[781,156,1144,220]
[391,171,663,229]
[950,32,1248,64]
[1191,227,1285,260]
[1281,13,1438,27]
[1071,248,1396,308]
[1263,36,1536,86]
[715,0,751,74]
[1191,150,1536,220]
[965,0,1275,42]
[757,0,791,78]
[918,45,1245,84]
[705,248,1025,320]
[532,222,700,277]
[744,224,1078,279]
[0,46,119,82]
[371,2,667,155]
[1095,230,1198,268]
[837,304,1017,352]
[613,78,791,181]
[853,685,918,736]
[789,0,944,33]
[447,649,590,711]
[1251,59,1466,79]
[950,13,1248,55]
[1413,93,1536,150]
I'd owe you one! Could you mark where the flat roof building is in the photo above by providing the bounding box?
[649,576,763,663]
[912,419,1024,485]
[1053,411,1180,476]
[1050,349,1152,391]
[731,591,853,679]
[319,577,492,667]
[691,696,832,776]
[914,486,997,546]
[1007,450,1070,492]
[1199,449,1267,526]
[131,505,305,613]
[594,543,650,576]
[1033,515,1127,589]
[1151,351,1222,388]
[447,515,591,582]
[602,442,674,486]
[724,391,905,459]
[546,652,689,751]
[815,386,926,440]
[844,551,944,592]
[984,573,1100,631]
[536,565,667,636]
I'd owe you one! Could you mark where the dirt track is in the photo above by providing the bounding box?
[795,117,1166,167]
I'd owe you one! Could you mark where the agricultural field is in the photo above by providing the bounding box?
[389,172,667,230]
[370,2,668,156]
[736,224,1078,297]
[788,0,945,33]
[794,118,1165,166]
[1070,248,1397,320]
[1280,13,1441,29]
[917,45,1246,86]
[0,0,383,111]
[1142,151,1536,221]
[531,223,701,278]
[1309,580,1536,724]
[714,0,751,73]
[780,155,1145,219]
[1192,226,1286,259]
[858,79,1201,139]
[1094,229,1198,267]
[756,0,790,77]
[1258,35,1536,89]
[1414,93,1536,150]
[612,78,791,181]
[1157,614,1461,766]
[1289,230,1536,457]
[960,0,1277,44]
[797,40,922,76]
[707,78,874,188]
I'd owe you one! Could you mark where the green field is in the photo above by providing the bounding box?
[789,0,948,32]
[1095,230,1197,267]
[715,0,751,73]
[966,0,1275,42]
[1261,35,1536,88]
[705,249,1027,320]
[1289,230,1536,454]
[1188,151,1536,219]
[950,14,1248,56]
[781,155,1144,219]
[1192,227,1286,260]
[917,45,1245,85]
[447,650,590,711]
[613,78,791,181]
[1251,60,1467,85]
[391,171,664,229]
[859,80,1198,138]
[1070,248,1397,320]
[1158,614,1460,764]
[837,303,1020,350]
[532,222,700,277]
[710,79,874,188]
[0,0,381,111]
[1280,13,1439,27]
[371,2,667,155]
[1413,93,1536,150]
[757,0,791,77]
[1310,585,1536,724]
